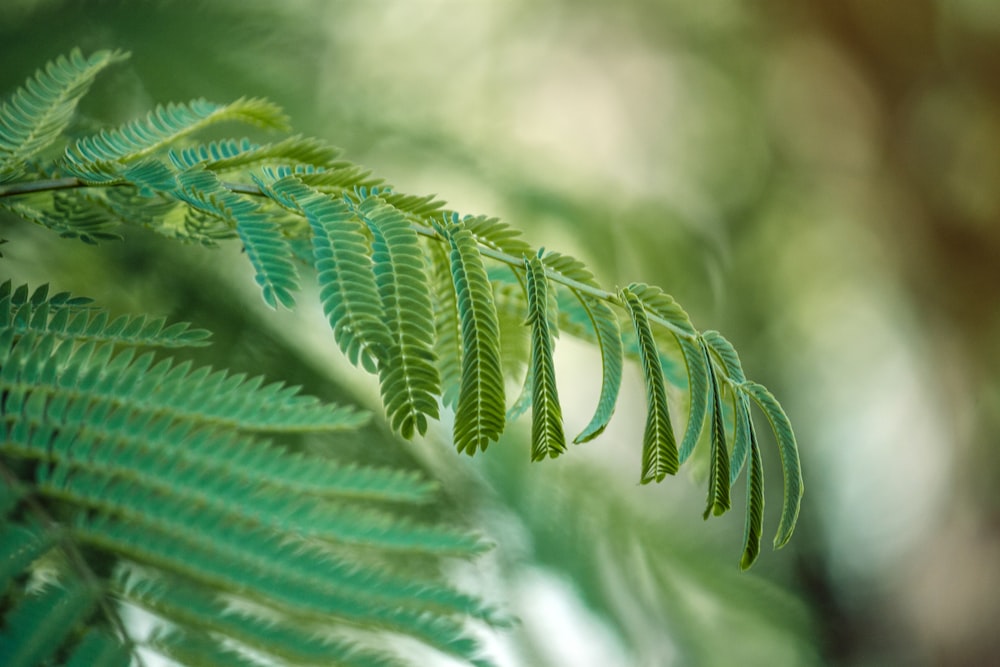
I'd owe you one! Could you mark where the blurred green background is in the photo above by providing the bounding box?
[3,1,999,665]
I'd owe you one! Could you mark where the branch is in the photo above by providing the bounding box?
[0,175,699,343]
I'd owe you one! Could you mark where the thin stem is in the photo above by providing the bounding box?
[0,175,699,341]
[0,176,88,198]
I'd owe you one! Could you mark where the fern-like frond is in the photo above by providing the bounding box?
[0,49,128,178]
[703,329,746,384]
[524,256,566,461]
[354,195,441,438]
[64,97,287,169]
[676,333,710,463]
[435,218,506,454]
[0,521,55,593]
[2,330,364,433]
[257,174,391,370]
[168,134,343,172]
[541,252,624,444]
[122,574,403,667]
[64,629,130,667]
[625,282,696,337]
[461,214,533,258]
[70,506,492,662]
[0,580,102,667]
[743,381,803,548]
[525,254,565,460]
[174,167,299,308]
[620,286,679,482]
[703,339,731,519]
[1,282,210,348]
[0,286,497,665]
[739,395,765,570]
[431,243,463,409]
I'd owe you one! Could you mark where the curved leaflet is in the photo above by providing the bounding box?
[620,287,678,482]
[525,254,565,460]
[435,218,505,454]
[354,195,441,438]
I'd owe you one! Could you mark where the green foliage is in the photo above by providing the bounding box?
[436,216,507,454]
[524,253,565,460]
[0,48,128,179]
[0,281,492,666]
[620,285,680,482]
[0,48,805,665]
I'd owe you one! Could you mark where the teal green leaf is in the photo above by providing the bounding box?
[1,331,366,433]
[0,522,55,593]
[572,294,622,443]
[430,243,463,408]
[64,630,131,667]
[298,164,384,191]
[382,191,447,220]
[0,48,128,176]
[676,333,710,463]
[436,218,506,454]
[0,581,98,667]
[354,195,441,438]
[703,329,747,383]
[174,168,299,308]
[703,339,731,519]
[169,134,342,172]
[148,630,262,667]
[625,282,696,337]
[744,380,803,548]
[539,251,623,443]
[0,197,120,245]
[730,392,752,486]
[1,284,211,348]
[64,97,287,168]
[258,174,390,370]
[460,213,533,257]
[122,574,403,667]
[620,287,678,482]
[525,254,565,460]
[740,401,765,570]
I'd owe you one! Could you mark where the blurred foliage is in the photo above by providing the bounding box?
[3,0,999,665]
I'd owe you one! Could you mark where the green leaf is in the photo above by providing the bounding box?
[730,392,752,486]
[620,287,678,482]
[64,97,287,168]
[0,581,98,667]
[538,251,623,444]
[0,285,211,348]
[744,380,803,548]
[703,339,731,519]
[625,282,696,337]
[461,213,533,257]
[430,242,463,409]
[703,329,747,383]
[122,574,403,667]
[435,218,506,454]
[174,168,299,309]
[0,48,128,176]
[525,254,565,460]
[0,522,55,593]
[354,195,441,438]
[64,630,131,667]
[258,174,390,370]
[740,399,765,570]
[570,294,623,443]
[168,134,342,172]
[676,333,710,463]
